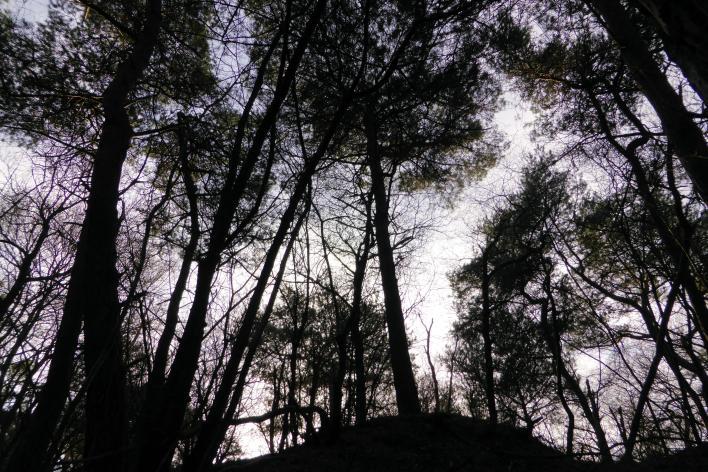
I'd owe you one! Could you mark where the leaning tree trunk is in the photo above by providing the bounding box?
[2,3,162,472]
[590,0,708,204]
[131,5,327,470]
[364,106,421,416]
[182,88,351,472]
[622,285,676,461]
[540,272,612,462]
[635,0,708,106]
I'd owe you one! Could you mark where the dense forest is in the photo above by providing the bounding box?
[0,0,706,470]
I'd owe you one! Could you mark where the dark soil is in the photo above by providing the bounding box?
[214,414,707,472]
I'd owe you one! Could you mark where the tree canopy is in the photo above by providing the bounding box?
[0,0,705,470]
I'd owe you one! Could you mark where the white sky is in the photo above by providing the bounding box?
[408,90,535,362]
[5,0,48,22]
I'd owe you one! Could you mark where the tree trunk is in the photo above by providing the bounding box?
[480,249,497,425]
[591,0,708,203]
[556,370,575,455]
[352,193,374,424]
[636,0,708,105]
[214,205,310,462]
[182,85,351,469]
[132,4,326,469]
[540,271,612,462]
[182,175,312,471]
[3,3,162,471]
[149,114,200,386]
[364,106,421,416]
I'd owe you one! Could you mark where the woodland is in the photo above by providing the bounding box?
[0,0,706,471]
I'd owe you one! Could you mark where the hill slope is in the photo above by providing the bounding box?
[216,415,707,472]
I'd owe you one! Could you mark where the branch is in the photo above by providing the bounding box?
[226,405,330,431]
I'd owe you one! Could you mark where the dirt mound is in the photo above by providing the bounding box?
[216,414,577,471]
[214,415,706,472]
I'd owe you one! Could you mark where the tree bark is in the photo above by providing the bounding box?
[635,0,708,105]
[364,105,421,415]
[590,0,708,203]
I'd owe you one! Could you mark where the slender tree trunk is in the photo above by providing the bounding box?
[132,5,327,469]
[591,0,708,203]
[556,370,575,455]
[214,205,310,460]
[352,194,373,424]
[422,319,441,413]
[314,198,352,435]
[183,179,311,470]
[480,250,497,425]
[587,90,708,346]
[269,367,283,453]
[3,4,162,471]
[287,307,303,447]
[624,285,682,461]
[183,91,350,468]
[149,114,200,385]
[540,272,612,462]
[325,268,347,433]
[364,106,421,415]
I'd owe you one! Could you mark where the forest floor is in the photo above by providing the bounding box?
[215,414,706,472]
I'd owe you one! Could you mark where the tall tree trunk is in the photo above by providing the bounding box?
[212,204,310,465]
[480,249,497,425]
[539,271,613,462]
[322,233,347,434]
[132,4,327,469]
[590,0,708,203]
[635,0,708,105]
[149,113,200,386]
[3,3,162,471]
[286,298,304,448]
[352,193,374,424]
[177,173,311,471]
[364,106,421,416]
[182,90,350,470]
[586,90,708,346]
